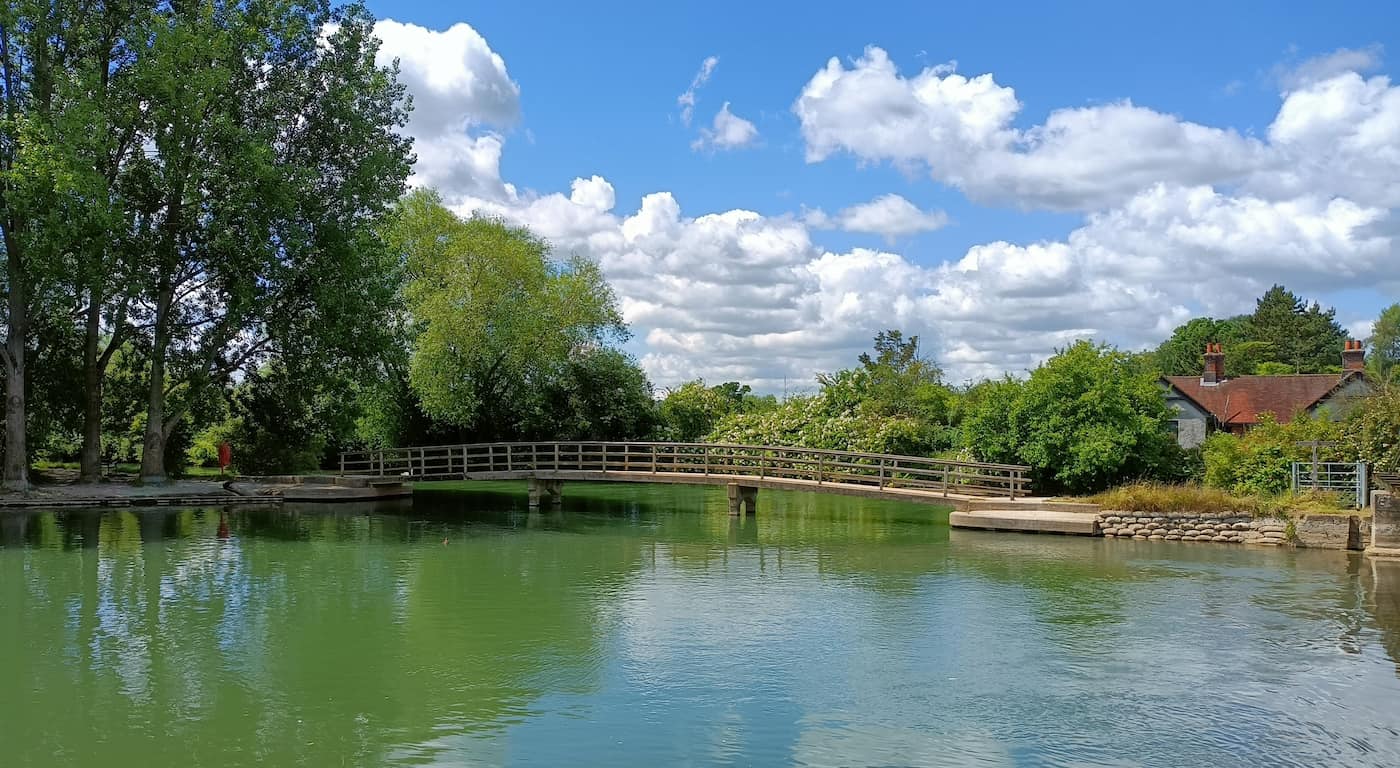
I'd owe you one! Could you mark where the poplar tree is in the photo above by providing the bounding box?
[0,0,91,490]
[127,0,411,481]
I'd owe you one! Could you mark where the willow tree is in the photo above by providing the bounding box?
[125,1,411,482]
[389,190,627,439]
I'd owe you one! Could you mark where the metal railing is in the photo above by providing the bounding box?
[1292,460,1370,508]
[339,441,1032,499]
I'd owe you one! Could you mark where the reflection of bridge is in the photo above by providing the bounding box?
[339,441,1033,513]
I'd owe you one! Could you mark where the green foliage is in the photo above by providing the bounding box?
[210,367,332,476]
[1370,303,1400,381]
[708,333,955,457]
[658,379,774,442]
[1201,413,1345,496]
[1012,341,1178,493]
[114,0,412,480]
[961,341,1178,494]
[954,377,1024,466]
[853,329,949,423]
[1152,317,1250,375]
[1088,482,1268,515]
[392,190,627,438]
[1153,286,1351,380]
[708,387,937,456]
[1254,362,1295,376]
[1245,285,1347,373]
[527,348,658,441]
[1342,381,1400,470]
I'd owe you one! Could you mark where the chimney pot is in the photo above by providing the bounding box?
[1203,342,1226,385]
[1342,339,1366,373]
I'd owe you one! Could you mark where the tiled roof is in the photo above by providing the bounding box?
[1163,373,1361,426]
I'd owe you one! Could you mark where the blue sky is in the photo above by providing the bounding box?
[361,1,1400,389]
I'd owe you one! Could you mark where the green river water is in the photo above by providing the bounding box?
[3,482,1400,767]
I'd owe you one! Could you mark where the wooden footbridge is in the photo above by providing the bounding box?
[338,441,1032,513]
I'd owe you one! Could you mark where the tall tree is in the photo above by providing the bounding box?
[127,1,411,482]
[64,0,147,481]
[392,190,626,439]
[0,0,92,489]
[1152,317,1250,376]
[853,329,948,422]
[1246,285,1347,373]
[1369,303,1400,381]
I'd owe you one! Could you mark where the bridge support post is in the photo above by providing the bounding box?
[727,483,757,516]
[528,477,564,509]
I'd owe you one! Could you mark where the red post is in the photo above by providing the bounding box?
[218,442,232,473]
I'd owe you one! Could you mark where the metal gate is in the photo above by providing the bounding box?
[1291,461,1369,508]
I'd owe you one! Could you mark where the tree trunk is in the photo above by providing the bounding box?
[79,285,103,483]
[1,21,29,492]
[139,281,173,484]
[3,256,29,492]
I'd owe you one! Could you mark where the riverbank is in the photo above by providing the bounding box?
[950,483,1382,551]
[1098,509,1370,549]
[0,478,256,508]
[0,473,410,508]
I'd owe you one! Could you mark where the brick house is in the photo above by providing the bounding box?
[1162,341,1372,448]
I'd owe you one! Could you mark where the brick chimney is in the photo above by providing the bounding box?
[1202,343,1225,386]
[1343,339,1366,373]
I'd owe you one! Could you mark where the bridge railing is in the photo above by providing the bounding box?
[339,441,1032,498]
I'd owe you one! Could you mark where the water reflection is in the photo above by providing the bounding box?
[1363,557,1400,675]
[2,487,1400,767]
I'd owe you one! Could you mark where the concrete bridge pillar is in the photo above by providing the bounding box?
[1368,491,1400,558]
[528,477,564,509]
[727,483,757,516]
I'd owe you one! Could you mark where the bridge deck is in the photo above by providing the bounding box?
[459,469,999,508]
[340,441,1034,508]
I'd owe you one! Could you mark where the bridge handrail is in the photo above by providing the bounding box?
[338,441,1032,498]
[340,440,1032,473]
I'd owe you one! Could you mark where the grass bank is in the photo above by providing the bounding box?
[1084,482,1362,518]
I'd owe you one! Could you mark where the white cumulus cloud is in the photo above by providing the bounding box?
[372,23,1400,388]
[806,194,948,242]
[691,102,760,152]
[371,20,520,202]
[1275,45,1384,91]
[794,46,1267,211]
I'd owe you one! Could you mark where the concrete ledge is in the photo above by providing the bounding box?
[950,509,1100,535]
[238,475,405,490]
[964,498,1101,514]
[228,476,411,502]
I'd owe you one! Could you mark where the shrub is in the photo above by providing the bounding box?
[960,341,1179,494]
[1201,413,1345,496]
[1343,381,1400,470]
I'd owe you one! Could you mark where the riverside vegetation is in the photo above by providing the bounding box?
[1,3,1396,506]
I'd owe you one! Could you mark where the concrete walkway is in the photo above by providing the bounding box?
[1,474,410,508]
